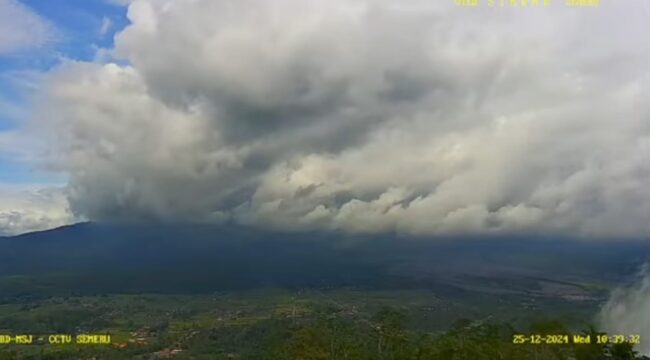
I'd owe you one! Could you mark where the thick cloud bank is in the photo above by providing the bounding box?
[37,0,649,236]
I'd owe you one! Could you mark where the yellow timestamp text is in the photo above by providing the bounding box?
[513,334,641,345]
[454,0,600,6]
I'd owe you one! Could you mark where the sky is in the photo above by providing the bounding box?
[0,0,649,237]
[0,0,129,234]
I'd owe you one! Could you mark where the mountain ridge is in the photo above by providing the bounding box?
[0,222,647,298]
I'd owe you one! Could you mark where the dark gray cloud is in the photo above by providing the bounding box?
[30,0,650,237]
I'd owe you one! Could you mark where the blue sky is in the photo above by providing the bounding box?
[0,0,129,186]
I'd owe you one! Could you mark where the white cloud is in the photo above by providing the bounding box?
[99,16,113,36]
[0,0,55,55]
[0,185,77,236]
[31,0,650,237]
[600,266,650,355]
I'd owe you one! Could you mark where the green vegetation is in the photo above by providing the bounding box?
[0,224,647,359]
[0,291,645,359]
